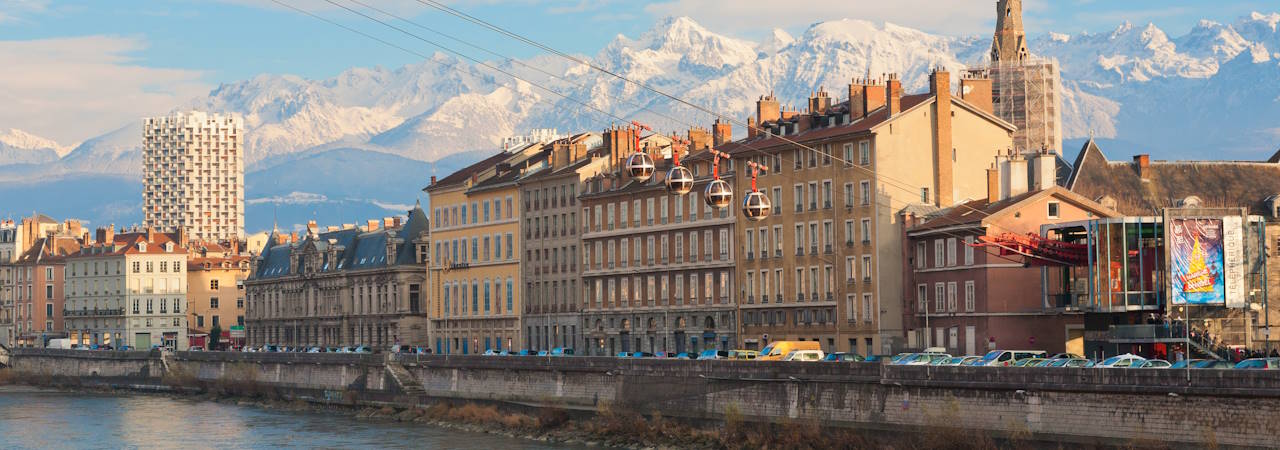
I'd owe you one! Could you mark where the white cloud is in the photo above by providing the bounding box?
[0,35,210,145]
[0,0,50,23]
[642,0,998,39]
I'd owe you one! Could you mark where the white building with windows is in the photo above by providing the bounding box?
[64,227,189,350]
[143,111,245,242]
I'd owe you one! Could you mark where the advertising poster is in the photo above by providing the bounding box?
[1169,218,1226,305]
[1221,216,1246,308]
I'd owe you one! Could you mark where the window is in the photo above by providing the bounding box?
[822,180,832,208]
[132,262,140,273]
[921,188,930,203]
[507,278,514,312]
[210,297,219,309]
[606,203,615,230]
[964,280,975,312]
[843,183,854,207]
[793,184,803,212]
[842,143,853,167]
[859,141,870,165]
[860,181,870,205]
[846,294,856,320]
[860,219,871,243]
[483,201,490,222]
[1047,201,1061,219]
[862,294,873,322]
[822,143,831,165]
[916,242,927,269]
[808,182,817,210]
[746,230,755,258]
[946,238,957,266]
[45,285,53,299]
[619,202,628,228]
[934,240,944,268]
[964,236,975,265]
[773,226,782,256]
[947,282,957,312]
[719,229,729,260]
[174,298,180,313]
[237,298,244,309]
[505,233,513,259]
[861,255,872,281]
[917,284,928,313]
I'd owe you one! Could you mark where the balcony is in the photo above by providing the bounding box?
[824,244,833,254]
[745,252,754,260]
[795,247,804,256]
[747,295,754,304]
[796,293,804,303]
[775,249,782,258]
[1107,324,1187,343]
[824,201,832,210]
[826,292,833,302]
[64,308,124,317]
[810,246,818,255]
[810,292,818,302]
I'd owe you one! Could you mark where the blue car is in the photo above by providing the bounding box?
[697,349,728,360]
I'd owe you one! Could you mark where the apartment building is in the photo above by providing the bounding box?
[724,70,1014,355]
[1,215,86,347]
[1,220,16,347]
[578,127,739,356]
[520,133,606,352]
[186,240,252,349]
[903,151,1117,356]
[143,111,245,241]
[11,236,82,347]
[65,227,189,350]
[426,146,544,354]
[244,208,430,348]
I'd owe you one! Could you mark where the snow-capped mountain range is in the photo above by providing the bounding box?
[3,13,1280,229]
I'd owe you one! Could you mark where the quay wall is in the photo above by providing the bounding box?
[8,349,1280,448]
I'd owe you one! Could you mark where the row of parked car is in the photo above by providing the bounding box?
[889,348,1280,370]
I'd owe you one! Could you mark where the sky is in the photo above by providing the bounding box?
[1,0,1276,145]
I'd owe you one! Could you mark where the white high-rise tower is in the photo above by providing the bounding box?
[143,111,245,241]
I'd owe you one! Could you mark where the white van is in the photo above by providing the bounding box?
[975,350,1046,367]
[782,350,826,362]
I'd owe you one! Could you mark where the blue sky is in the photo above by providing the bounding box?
[1,0,1276,144]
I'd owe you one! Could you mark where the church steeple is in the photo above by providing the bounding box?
[992,0,1028,63]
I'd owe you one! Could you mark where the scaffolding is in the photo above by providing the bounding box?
[990,58,1062,156]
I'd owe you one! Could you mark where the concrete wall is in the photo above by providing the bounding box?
[8,348,164,382]
[9,349,1280,447]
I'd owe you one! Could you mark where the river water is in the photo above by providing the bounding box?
[0,386,577,449]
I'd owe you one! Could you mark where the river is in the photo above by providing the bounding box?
[0,386,580,449]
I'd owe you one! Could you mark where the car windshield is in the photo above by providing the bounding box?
[760,345,776,356]
[978,351,1001,362]
[1100,356,1125,366]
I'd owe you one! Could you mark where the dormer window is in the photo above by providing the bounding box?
[164,242,174,252]
[137,242,147,252]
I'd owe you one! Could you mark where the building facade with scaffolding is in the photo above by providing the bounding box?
[989,59,1063,156]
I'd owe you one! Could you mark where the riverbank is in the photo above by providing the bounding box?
[0,368,992,450]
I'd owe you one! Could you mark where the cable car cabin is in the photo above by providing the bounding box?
[704,179,733,209]
[625,152,655,182]
[742,191,771,221]
[665,165,694,195]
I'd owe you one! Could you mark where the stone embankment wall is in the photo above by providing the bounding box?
[9,349,1280,448]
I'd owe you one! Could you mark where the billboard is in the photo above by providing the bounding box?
[1169,218,1226,305]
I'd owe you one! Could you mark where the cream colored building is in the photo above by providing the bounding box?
[186,241,252,348]
[426,144,549,354]
[64,228,189,350]
[143,111,245,241]
[724,70,1014,355]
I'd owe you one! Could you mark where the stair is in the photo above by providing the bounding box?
[385,361,425,395]
[1188,339,1225,361]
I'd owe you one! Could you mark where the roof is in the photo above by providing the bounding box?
[1067,139,1280,216]
[252,205,428,280]
[720,94,933,155]
[16,236,82,264]
[910,186,1120,234]
[70,230,186,258]
[188,255,252,271]
[425,150,510,191]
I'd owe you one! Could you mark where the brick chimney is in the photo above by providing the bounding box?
[930,69,953,206]
[747,116,757,139]
[886,74,902,117]
[430,175,437,185]
[366,219,380,232]
[712,118,732,146]
[987,164,1001,204]
[603,125,637,173]
[756,92,780,125]
[808,87,831,114]
[862,79,886,117]
[687,126,711,151]
[1133,154,1150,180]
[96,225,114,245]
[959,70,994,115]
[145,226,155,243]
[551,139,571,171]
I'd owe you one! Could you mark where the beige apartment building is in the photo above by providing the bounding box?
[724,70,1014,355]
[143,111,245,241]
[426,145,544,354]
[65,227,190,350]
[186,240,251,348]
[579,127,741,356]
[520,133,606,352]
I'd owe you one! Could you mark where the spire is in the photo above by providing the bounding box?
[992,0,1028,63]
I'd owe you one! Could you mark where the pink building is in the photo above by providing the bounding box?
[14,236,82,347]
[901,151,1118,356]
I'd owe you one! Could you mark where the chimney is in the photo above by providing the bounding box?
[96,225,114,245]
[886,75,902,117]
[1032,149,1056,190]
[747,116,757,139]
[384,217,395,229]
[603,125,637,172]
[393,216,403,228]
[808,87,831,114]
[177,227,188,248]
[145,226,155,243]
[987,165,1001,204]
[366,219,380,232]
[1133,154,1150,180]
[756,92,780,125]
[430,175,437,185]
[862,79,886,117]
[848,78,866,119]
[306,220,318,236]
[289,232,298,243]
[930,69,954,206]
[959,70,994,115]
[551,140,571,171]
[712,118,732,146]
[688,126,711,152]
[1004,152,1029,198]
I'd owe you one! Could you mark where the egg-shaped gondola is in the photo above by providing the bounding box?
[625,152,655,182]
[742,190,771,221]
[704,179,733,209]
[665,165,694,195]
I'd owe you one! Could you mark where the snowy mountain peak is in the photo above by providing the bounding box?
[0,128,70,156]
[1247,11,1280,30]
[757,28,795,55]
